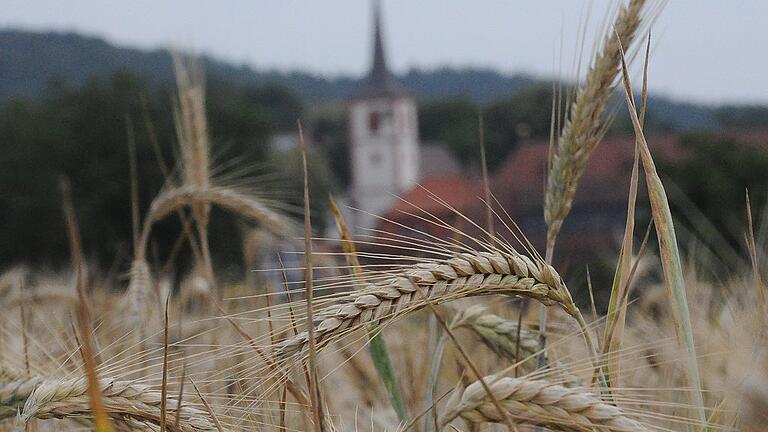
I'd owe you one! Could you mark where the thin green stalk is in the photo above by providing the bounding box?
[329,196,407,422]
[602,35,651,388]
[423,327,448,432]
[368,328,408,422]
[617,39,706,424]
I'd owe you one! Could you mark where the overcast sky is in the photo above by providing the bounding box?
[3,1,767,105]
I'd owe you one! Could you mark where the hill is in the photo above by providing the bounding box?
[1,30,767,131]
[0,30,537,103]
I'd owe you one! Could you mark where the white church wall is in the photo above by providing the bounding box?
[349,96,419,231]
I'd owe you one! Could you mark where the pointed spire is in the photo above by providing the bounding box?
[354,0,408,99]
[370,0,389,83]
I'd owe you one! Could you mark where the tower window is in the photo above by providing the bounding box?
[369,111,381,134]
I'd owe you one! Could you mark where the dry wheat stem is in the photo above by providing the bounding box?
[275,250,578,358]
[2,372,217,432]
[544,0,647,250]
[441,375,647,431]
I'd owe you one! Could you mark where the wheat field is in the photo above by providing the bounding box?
[1,1,766,431]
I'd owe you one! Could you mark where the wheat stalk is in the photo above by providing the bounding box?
[276,250,579,358]
[441,374,647,431]
[544,0,647,253]
[3,373,217,432]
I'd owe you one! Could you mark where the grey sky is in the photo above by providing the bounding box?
[3,1,767,105]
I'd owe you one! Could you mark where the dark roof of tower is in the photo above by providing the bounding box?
[352,1,410,99]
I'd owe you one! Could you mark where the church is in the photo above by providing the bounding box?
[348,2,461,231]
[344,2,673,265]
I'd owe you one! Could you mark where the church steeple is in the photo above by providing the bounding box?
[369,0,389,84]
[348,0,420,231]
[355,0,407,98]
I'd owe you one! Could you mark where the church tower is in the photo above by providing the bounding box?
[349,1,419,231]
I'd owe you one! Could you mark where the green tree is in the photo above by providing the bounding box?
[312,115,350,187]
[482,84,557,169]
[418,86,560,171]
[267,147,335,233]
[0,71,304,269]
[0,72,173,267]
[419,97,479,168]
[714,105,768,129]
[206,78,302,162]
[659,133,768,255]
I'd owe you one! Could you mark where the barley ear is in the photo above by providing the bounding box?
[452,305,540,368]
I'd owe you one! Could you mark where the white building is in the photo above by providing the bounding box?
[349,1,420,231]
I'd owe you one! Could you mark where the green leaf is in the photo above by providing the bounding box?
[617,39,707,424]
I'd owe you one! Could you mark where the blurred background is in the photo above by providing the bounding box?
[1,1,767,297]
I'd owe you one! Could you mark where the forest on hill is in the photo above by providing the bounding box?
[2,30,768,131]
[2,29,768,269]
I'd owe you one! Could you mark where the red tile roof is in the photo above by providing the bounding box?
[384,174,482,219]
[380,135,686,233]
[375,130,768,259]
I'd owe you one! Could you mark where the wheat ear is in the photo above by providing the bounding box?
[172,53,211,227]
[127,185,295,323]
[544,0,647,251]
[125,258,154,330]
[5,374,217,432]
[0,368,43,419]
[452,305,540,365]
[441,374,647,431]
[137,186,295,256]
[452,306,582,387]
[276,250,578,358]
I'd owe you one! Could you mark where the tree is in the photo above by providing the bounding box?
[266,147,334,233]
[658,133,768,257]
[0,72,171,267]
[0,71,304,269]
[312,115,350,188]
[419,97,480,168]
[487,84,554,137]
[714,105,768,129]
